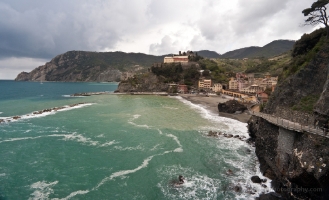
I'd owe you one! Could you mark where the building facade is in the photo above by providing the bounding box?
[178,85,188,93]
[163,55,188,63]
[164,57,174,63]
[229,77,238,90]
[198,79,212,90]
[212,83,223,92]
[240,84,264,93]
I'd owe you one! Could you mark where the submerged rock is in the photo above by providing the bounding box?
[234,185,242,193]
[226,169,233,175]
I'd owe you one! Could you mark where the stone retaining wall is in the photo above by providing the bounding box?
[274,106,315,126]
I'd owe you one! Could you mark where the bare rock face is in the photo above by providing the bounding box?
[217,100,247,114]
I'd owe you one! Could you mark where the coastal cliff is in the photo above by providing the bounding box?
[249,29,329,199]
[15,51,164,82]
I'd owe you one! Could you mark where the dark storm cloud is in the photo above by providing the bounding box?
[0,0,124,59]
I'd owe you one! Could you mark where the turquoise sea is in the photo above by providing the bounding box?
[0,80,270,200]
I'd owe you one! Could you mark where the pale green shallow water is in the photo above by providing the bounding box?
[0,81,270,199]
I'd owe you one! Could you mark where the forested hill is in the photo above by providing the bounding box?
[220,40,295,59]
[15,51,165,82]
[196,50,221,58]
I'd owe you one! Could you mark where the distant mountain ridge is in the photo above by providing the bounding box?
[15,39,295,82]
[15,51,165,82]
[220,40,295,59]
[196,50,221,58]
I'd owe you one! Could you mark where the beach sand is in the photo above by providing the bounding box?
[179,94,252,123]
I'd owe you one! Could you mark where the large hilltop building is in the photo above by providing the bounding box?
[164,56,188,63]
[163,51,196,64]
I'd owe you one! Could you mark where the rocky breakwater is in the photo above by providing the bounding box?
[0,103,88,124]
[249,30,329,199]
[70,92,109,97]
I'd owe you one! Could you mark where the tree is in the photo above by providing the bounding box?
[302,0,329,38]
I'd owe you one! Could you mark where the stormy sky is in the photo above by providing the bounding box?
[0,0,321,79]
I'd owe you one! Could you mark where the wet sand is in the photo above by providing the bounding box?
[179,94,251,123]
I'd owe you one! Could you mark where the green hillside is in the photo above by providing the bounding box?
[220,40,295,59]
[58,51,165,71]
[196,50,221,58]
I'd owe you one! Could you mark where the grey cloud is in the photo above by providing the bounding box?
[149,35,179,55]
[0,57,47,79]
[0,0,152,59]
[232,0,291,36]
[0,0,321,62]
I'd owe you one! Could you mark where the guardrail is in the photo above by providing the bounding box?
[250,111,329,138]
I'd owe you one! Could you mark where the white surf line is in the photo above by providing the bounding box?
[0,133,113,148]
[0,136,44,144]
[56,129,185,199]
[53,154,158,200]
[91,129,183,189]
[127,114,152,129]
[93,148,176,191]
[173,96,249,137]
[52,116,185,199]
[157,129,183,152]
[0,103,94,124]
[150,144,161,151]
[52,190,89,200]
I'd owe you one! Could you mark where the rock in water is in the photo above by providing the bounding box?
[251,176,262,184]
[217,100,247,114]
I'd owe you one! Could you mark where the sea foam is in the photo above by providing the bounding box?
[29,181,58,200]
[173,96,249,137]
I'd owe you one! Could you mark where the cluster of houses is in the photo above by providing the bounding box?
[197,72,278,103]
[228,73,277,93]
[121,50,277,104]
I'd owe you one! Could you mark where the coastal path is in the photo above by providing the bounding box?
[250,111,329,139]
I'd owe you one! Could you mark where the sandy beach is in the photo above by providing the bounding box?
[179,94,252,123]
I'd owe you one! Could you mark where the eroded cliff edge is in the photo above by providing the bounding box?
[249,29,329,199]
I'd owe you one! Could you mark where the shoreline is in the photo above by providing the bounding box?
[73,91,252,123]
[178,94,251,123]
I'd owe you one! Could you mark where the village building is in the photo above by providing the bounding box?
[240,84,264,94]
[178,85,188,94]
[256,92,269,103]
[238,80,248,91]
[198,78,212,90]
[272,84,277,92]
[173,56,189,63]
[164,57,174,63]
[222,89,247,99]
[212,83,223,92]
[229,77,238,90]
[163,51,189,63]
